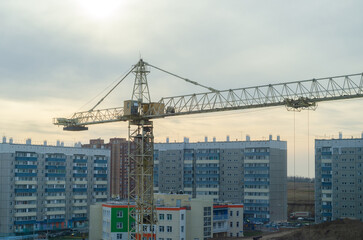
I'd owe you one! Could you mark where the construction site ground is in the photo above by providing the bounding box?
[237,218,363,240]
[287,181,314,217]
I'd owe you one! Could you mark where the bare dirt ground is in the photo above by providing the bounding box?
[214,219,363,240]
[240,229,295,240]
[273,218,363,240]
[288,181,314,217]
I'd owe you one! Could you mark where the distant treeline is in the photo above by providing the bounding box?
[287,176,314,183]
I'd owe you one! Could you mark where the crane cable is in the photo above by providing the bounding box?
[145,62,219,93]
[88,65,137,112]
[293,111,296,207]
[308,109,311,234]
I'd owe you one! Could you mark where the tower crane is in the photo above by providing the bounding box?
[54,59,363,239]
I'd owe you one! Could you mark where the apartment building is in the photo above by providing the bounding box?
[213,204,244,238]
[89,193,243,240]
[154,136,287,223]
[315,134,363,223]
[90,201,186,240]
[83,138,135,199]
[0,139,109,236]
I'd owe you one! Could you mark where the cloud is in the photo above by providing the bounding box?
[1,0,363,176]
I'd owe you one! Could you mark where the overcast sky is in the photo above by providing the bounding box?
[1,0,363,177]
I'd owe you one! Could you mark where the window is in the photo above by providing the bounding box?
[230,222,233,227]
[181,214,184,220]
[117,233,123,239]
[159,226,164,232]
[167,226,172,232]
[116,222,123,229]
[204,207,211,216]
[181,226,184,232]
[236,221,239,227]
[159,214,164,220]
[236,211,239,216]
[230,211,233,217]
[167,214,172,220]
[117,210,123,218]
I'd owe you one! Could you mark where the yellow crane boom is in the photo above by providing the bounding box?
[54,59,363,239]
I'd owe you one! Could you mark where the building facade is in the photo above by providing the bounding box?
[213,204,244,238]
[315,135,363,223]
[154,136,287,223]
[83,138,135,199]
[89,194,243,240]
[0,140,109,236]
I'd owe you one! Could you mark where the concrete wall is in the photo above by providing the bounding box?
[269,148,287,222]
[89,204,103,240]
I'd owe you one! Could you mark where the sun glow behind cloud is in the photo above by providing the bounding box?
[76,0,124,20]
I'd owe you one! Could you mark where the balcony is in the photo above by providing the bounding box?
[46,165,66,170]
[95,180,107,185]
[46,157,66,162]
[94,160,107,164]
[213,214,228,221]
[14,212,37,217]
[73,166,88,171]
[46,210,65,215]
[15,180,37,185]
[73,188,87,192]
[244,195,269,200]
[74,180,88,184]
[94,194,107,199]
[47,218,65,223]
[73,173,87,178]
[322,205,332,209]
[322,212,332,217]
[15,204,37,209]
[244,181,269,185]
[45,203,66,208]
[73,209,87,214]
[45,188,66,193]
[244,174,269,178]
[15,165,37,169]
[15,196,37,201]
[213,225,228,233]
[15,157,37,161]
[15,189,37,193]
[94,167,107,171]
[73,202,88,207]
[14,220,36,225]
[94,174,107,178]
[46,195,66,200]
[45,173,66,178]
[15,173,37,177]
[72,217,87,221]
[46,180,66,185]
[73,195,87,199]
[73,159,87,163]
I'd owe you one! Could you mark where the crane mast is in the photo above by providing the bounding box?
[53,59,363,239]
[128,60,156,239]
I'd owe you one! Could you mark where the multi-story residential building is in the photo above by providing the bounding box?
[83,138,135,199]
[0,139,109,237]
[315,134,363,223]
[213,204,244,238]
[89,194,243,240]
[154,136,287,223]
